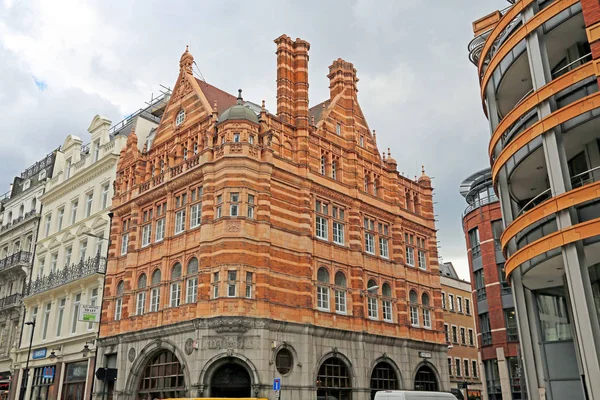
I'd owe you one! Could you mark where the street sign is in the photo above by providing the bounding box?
[32,348,47,359]
[273,378,281,391]
[418,351,432,359]
[79,305,100,323]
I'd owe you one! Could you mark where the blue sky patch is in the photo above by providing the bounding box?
[33,76,47,91]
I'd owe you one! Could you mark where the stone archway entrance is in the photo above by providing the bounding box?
[414,364,438,392]
[209,363,251,398]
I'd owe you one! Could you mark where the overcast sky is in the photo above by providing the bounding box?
[0,0,507,280]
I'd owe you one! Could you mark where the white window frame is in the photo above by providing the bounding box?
[333,221,344,245]
[71,293,81,334]
[187,277,198,303]
[150,288,160,312]
[441,292,446,309]
[190,203,201,228]
[367,296,378,320]
[410,305,419,327]
[56,298,66,337]
[170,282,181,307]
[71,200,78,224]
[102,183,110,209]
[136,291,146,315]
[121,233,129,255]
[227,271,237,297]
[317,286,329,311]
[85,192,93,217]
[365,232,375,254]
[406,246,415,266]
[379,237,389,259]
[418,249,426,270]
[315,216,328,240]
[155,218,165,242]
[115,297,123,321]
[141,224,151,248]
[175,210,186,234]
[448,294,455,311]
[457,296,463,313]
[176,109,185,126]
[423,307,431,329]
[334,289,346,314]
[383,299,392,322]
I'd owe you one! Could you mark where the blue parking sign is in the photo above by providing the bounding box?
[273,378,281,391]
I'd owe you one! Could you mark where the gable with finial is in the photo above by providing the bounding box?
[117,129,140,171]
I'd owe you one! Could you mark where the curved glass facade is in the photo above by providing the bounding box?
[470,1,600,399]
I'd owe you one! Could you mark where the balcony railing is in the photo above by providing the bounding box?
[0,293,23,310]
[0,210,39,233]
[27,255,106,297]
[463,194,499,216]
[0,250,32,272]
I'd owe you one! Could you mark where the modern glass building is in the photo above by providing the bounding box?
[468,1,600,399]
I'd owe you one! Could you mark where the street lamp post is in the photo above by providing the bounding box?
[20,320,36,400]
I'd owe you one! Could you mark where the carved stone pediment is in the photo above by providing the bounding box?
[207,317,253,333]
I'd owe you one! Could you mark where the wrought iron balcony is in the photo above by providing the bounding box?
[0,251,32,272]
[27,255,106,297]
[0,293,23,311]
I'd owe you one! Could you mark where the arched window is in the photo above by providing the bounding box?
[18,204,24,218]
[334,272,347,314]
[150,269,161,312]
[367,279,378,319]
[316,357,351,399]
[7,211,12,223]
[186,258,198,303]
[13,241,20,253]
[422,293,431,328]
[160,160,165,174]
[31,197,36,212]
[115,280,124,321]
[409,290,419,327]
[138,350,185,400]
[317,267,330,311]
[170,263,182,308]
[370,362,399,399]
[136,274,147,316]
[414,365,438,391]
[382,283,393,322]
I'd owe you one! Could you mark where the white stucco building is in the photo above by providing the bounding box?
[0,152,57,400]
[13,94,167,400]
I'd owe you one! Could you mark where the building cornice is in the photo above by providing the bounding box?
[41,154,118,205]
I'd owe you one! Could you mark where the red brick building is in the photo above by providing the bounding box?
[95,35,448,400]
[460,169,522,400]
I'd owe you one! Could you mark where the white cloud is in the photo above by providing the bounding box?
[0,0,509,282]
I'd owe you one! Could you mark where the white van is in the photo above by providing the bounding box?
[374,390,457,400]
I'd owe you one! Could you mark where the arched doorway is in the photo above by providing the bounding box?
[210,363,251,398]
[137,350,186,400]
[316,357,352,400]
[414,364,438,391]
[370,361,399,399]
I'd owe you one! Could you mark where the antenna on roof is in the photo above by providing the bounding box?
[193,61,206,82]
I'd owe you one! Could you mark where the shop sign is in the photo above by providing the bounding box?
[32,348,47,359]
[78,305,100,322]
[43,367,55,380]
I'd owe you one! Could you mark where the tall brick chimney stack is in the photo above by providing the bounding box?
[274,34,310,127]
[328,58,359,100]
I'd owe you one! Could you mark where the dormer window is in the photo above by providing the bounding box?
[176,109,186,126]
[65,158,72,179]
[360,136,364,147]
